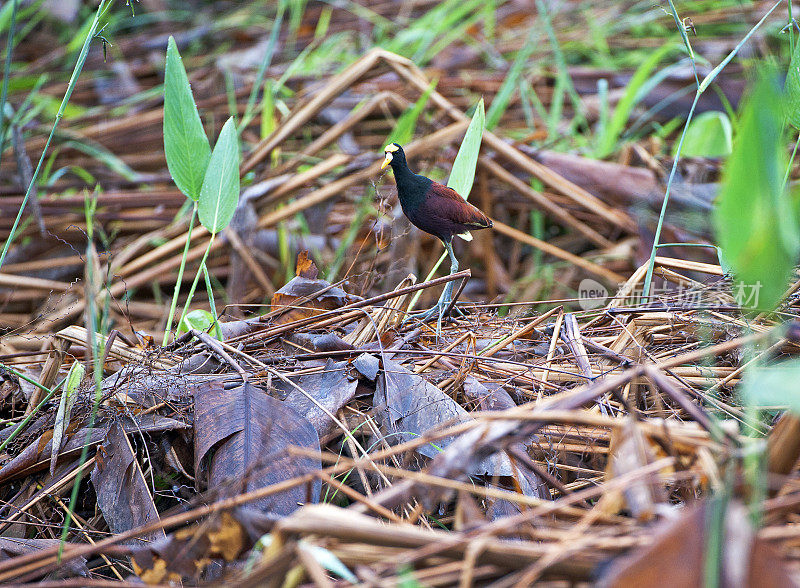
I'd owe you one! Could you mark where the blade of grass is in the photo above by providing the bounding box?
[62,139,141,182]
[202,265,223,340]
[699,1,782,95]
[224,67,238,125]
[536,0,587,132]
[594,41,679,158]
[240,1,285,134]
[49,361,85,476]
[59,192,107,559]
[0,365,64,455]
[314,7,332,39]
[326,193,374,281]
[406,250,449,314]
[386,78,436,146]
[703,478,730,588]
[519,78,536,128]
[0,0,18,168]
[0,0,113,271]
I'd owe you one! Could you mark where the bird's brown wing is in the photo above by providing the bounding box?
[426,182,492,228]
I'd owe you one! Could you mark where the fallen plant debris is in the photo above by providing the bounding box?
[0,250,798,585]
[2,1,800,586]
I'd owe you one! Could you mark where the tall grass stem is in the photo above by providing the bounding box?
[642,0,783,298]
[0,0,19,169]
[163,202,198,345]
[782,133,800,193]
[0,0,112,271]
[239,0,286,134]
[177,233,217,333]
[59,194,107,557]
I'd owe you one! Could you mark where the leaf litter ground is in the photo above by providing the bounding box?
[1,1,800,585]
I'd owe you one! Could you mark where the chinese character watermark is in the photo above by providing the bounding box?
[576,279,763,310]
[732,281,762,308]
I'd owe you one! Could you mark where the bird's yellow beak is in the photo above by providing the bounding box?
[381,152,393,170]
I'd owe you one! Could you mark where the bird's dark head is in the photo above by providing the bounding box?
[381,143,406,170]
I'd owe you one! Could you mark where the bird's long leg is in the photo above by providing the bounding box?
[440,239,457,306]
[438,239,468,319]
[433,240,457,334]
[408,239,467,334]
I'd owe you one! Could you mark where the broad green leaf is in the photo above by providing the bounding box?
[447,98,485,200]
[713,70,799,312]
[675,111,732,158]
[198,117,240,233]
[176,308,217,337]
[786,36,800,129]
[741,360,800,414]
[164,36,211,201]
[386,79,437,146]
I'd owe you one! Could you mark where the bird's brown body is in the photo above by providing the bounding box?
[381,143,492,243]
[402,181,492,243]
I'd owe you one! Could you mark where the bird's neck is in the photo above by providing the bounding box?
[392,163,431,207]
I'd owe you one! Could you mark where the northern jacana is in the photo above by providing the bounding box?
[381,143,492,327]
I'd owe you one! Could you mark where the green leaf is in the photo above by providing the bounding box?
[198,117,240,233]
[63,140,141,182]
[64,360,84,393]
[164,36,211,201]
[260,79,276,140]
[397,566,425,588]
[675,111,732,158]
[741,360,800,413]
[67,9,102,53]
[713,70,799,312]
[786,36,800,130]
[0,0,17,35]
[447,98,485,200]
[49,360,84,475]
[176,308,217,337]
[299,542,357,583]
[386,79,437,146]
